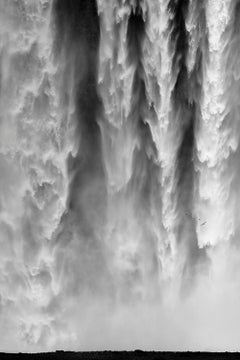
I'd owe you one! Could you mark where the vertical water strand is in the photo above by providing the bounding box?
[168,0,203,286]
[143,0,195,288]
[124,2,161,300]
[0,0,70,349]
[196,0,233,247]
[142,0,178,284]
[98,0,141,197]
[98,1,149,301]
[183,0,209,283]
[167,0,195,286]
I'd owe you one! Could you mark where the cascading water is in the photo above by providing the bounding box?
[1,0,240,352]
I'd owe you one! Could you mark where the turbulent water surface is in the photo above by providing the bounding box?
[1,0,240,352]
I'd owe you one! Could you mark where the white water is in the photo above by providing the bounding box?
[1,0,240,352]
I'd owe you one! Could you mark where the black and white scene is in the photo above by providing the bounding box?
[1,0,240,355]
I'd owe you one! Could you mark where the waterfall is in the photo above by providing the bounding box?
[0,0,240,352]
